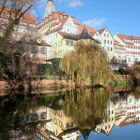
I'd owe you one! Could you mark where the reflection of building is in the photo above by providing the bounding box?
[21,106,48,123]
[95,92,140,135]
[36,107,80,140]
[9,130,35,140]
[8,106,48,140]
[95,101,115,135]
[115,94,140,127]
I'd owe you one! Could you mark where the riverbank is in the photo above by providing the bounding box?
[0,74,132,96]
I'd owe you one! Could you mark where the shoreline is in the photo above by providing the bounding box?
[0,74,131,96]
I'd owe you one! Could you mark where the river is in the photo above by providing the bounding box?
[0,87,140,140]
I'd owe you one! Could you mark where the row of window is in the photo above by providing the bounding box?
[127,45,140,49]
[134,40,140,44]
[105,47,113,52]
[115,50,125,54]
[127,106,140,110]
[104,40,113,45]
[128,112,140,116]
[104,33,110,38]
[31,47,46,54]
[126,51,140,55]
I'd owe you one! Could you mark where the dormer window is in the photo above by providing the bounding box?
[37,39,41,43]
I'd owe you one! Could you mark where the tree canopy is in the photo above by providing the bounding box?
[60,40,110,87]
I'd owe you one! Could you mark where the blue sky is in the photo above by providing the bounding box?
[33,0,140,36]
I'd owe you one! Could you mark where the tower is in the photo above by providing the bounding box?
[44,0,56,18]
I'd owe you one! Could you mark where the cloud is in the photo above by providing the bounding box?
[58,0,84,8]
[83,18,107,27]
[68,0,84,8]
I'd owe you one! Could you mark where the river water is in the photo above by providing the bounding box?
[0,87,140,140]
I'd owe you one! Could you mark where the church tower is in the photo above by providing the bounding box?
[44,0,56,18]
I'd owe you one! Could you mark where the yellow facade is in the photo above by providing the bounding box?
[43,32,76,59]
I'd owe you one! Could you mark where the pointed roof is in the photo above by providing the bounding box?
[47,0,54,2]
[78,26,93,40]
[98,28,106,34]
[78,24,95,34]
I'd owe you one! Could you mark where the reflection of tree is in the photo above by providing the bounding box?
[62,89,110,135]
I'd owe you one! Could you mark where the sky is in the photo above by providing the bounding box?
[33,0,140,37]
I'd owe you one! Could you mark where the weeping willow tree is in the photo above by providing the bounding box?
[60,39,110,87]
[61,89,110,132]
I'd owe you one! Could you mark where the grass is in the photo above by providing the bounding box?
[109,78,130,88]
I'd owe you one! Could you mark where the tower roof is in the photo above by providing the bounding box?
[47,0,54,2]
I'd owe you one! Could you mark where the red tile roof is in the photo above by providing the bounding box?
[116,34,140,42]
[98,28,106,34]
[46,17,68,35]
[78,24,95,34]
[0,8,35,24]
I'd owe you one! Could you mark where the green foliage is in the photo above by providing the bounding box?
[37,58,61,76]
[60,42,109,86]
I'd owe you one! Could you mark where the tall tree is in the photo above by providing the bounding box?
[60,41,110,87]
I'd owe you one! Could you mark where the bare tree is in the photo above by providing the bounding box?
[0,0,46,94]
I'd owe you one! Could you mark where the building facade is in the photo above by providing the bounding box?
[114,34,140,65]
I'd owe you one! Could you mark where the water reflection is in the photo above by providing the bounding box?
[0,88,140,140]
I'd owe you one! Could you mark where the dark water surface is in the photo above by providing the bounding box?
[0,88,140,140]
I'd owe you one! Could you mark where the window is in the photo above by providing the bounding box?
[66,40,73,46]
[41,48,46,54]
[104,40,106,44]
[108,40,109,44]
